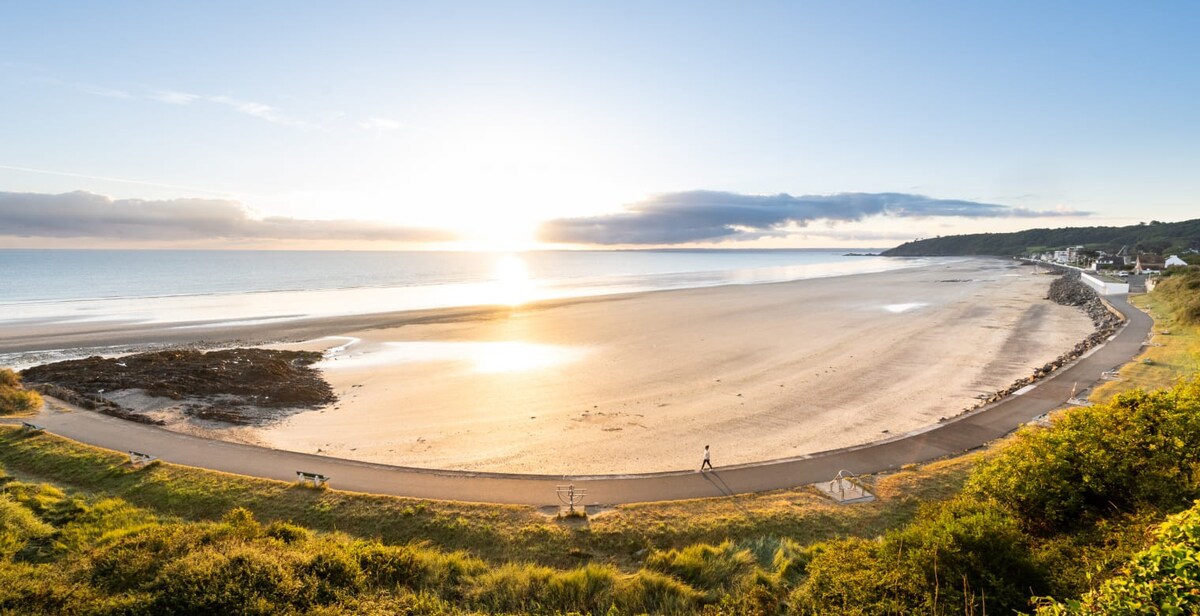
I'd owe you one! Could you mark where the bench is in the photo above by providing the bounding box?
[21,422,45,433]
[296,471,330,488]
[128,450,158,467]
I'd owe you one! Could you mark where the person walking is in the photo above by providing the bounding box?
[700,445,713,471]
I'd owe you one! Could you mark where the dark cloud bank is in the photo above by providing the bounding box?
[0,191,455,242]
[539,191,1087,245]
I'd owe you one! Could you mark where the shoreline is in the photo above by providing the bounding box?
[11,257,1103,475]
[2,290,1151,504]
[0,258,938,359]
[0,251,929,356]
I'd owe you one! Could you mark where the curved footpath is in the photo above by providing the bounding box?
[4,295,1152,507]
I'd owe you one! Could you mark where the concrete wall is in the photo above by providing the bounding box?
[1081,272,1130,296]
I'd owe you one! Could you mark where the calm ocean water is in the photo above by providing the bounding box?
[0,249,922,327]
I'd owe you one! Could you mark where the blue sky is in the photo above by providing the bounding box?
[1,2,1196,249]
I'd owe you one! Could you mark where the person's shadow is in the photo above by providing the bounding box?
[700,469,734,497]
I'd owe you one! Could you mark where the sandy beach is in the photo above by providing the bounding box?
[6,258,1098,474]
[219,258,1088,474]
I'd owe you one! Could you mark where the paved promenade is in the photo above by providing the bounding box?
[5,295,1151,506]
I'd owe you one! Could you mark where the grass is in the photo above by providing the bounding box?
[0,425,976,570]
[1090,292,1200,401]
[0,427,980,613]
[1,284,1196,612]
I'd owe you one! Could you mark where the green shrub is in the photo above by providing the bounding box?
[220,506,263,539]
[86,524,203,593]
[788,537,911,615]
[1035,500,1200,614]
[968,378,1200,533]
[888,496,1046,611]
[790,497,1043,614]
[265,520,312,545]
[148,543,306,615]
[0,561,91,614]
[356,542,427,590]
[301,542,366,603]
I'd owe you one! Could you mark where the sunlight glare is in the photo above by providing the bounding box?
[493,254,533,306]
[315,341,587,374]
[469,341,581,373]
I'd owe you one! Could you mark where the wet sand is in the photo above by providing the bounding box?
[229,258,1094,474]
[3,258,1097,474]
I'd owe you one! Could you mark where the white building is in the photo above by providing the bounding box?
[1165,255,1187,268]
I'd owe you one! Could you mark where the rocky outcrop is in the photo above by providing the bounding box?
[22,348,335,426]
[28,382,165,425]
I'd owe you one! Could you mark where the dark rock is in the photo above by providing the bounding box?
[22,348,336,426]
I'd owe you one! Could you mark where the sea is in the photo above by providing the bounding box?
[0,248,923,329]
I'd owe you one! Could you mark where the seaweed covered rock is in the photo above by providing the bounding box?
[21,348,335,425]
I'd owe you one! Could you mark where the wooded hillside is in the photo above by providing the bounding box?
[882,218,1200,257]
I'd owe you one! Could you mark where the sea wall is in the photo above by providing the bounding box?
[1080,272,1130,296]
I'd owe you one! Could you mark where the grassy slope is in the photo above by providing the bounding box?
[1090,292,1200,401]
[0,426,976,570]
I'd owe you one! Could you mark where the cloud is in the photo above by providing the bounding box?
[0,191,457,243]
[538,191,1090,245]
[150,90,200,105]
[77,83,132,99]
[208,95,320,129]
[0,164,234,196]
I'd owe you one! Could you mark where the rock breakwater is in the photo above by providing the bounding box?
[949,271,1125,417]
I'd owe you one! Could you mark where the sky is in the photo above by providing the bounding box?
[1,1,1196,250]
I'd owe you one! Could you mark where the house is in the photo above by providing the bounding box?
[1135,253,1165,275]
[1165,255,1187,268]
[1094,255,1122,270]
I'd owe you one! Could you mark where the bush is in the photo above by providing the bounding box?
[0,368,42,416]
[789,537,910,614]
[301,542,366,603]
[265,520,312,545]
[1035,500,1200,614]
[790,497,1043,614]
[148,544,306,614]
[968,378,1200,533]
